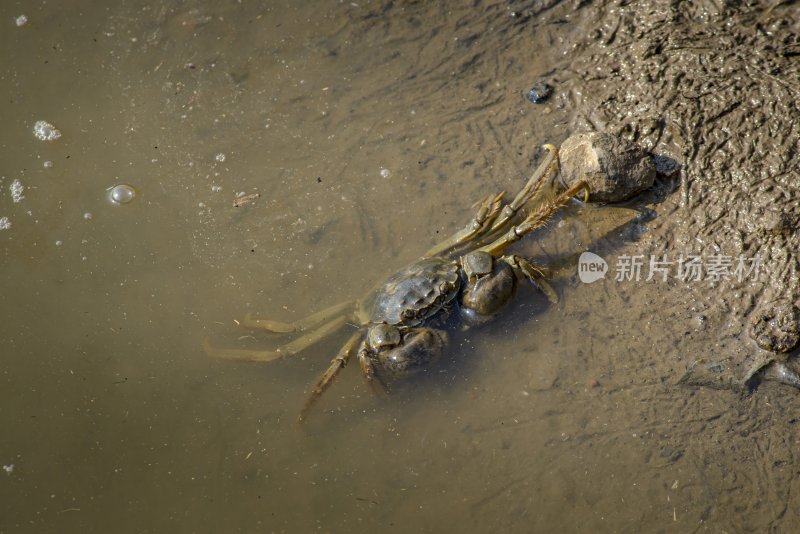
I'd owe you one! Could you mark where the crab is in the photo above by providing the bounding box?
[204,144,589,420]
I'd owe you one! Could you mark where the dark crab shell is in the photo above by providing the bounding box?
[366,257,461,326]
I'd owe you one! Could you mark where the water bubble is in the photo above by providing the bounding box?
[108,184,136,205]
[214,152,226,163]
[83,212,93,220]
[43,160,53,168]
[380,168,391,178]
[10,179,24,203]
[0,217,10,230]
[15,15,27,27]
[33,120,61,141]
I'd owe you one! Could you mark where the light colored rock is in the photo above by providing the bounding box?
[560,132,656,203]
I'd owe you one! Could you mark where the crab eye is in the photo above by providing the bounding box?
[368,323,401,349]
[462,250,493,278]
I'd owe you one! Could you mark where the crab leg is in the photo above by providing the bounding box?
[478,180,590,257]
[472,144,561,248]
[506,255,559,304]
[424,191,504,258]
[298,331,363,422]
[425,144,561,259]
[203,314,350,362]
[358,346,389,395]
[242,300,356,333]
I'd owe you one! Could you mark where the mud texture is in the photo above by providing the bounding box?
[560,131,656,202]
[564,0,800,342]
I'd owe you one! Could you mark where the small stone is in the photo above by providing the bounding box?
[526,82,552,104]
[559,132,656,203]
[750,300,800,353]
[653,154,680,177]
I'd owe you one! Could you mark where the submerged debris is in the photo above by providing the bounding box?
[233,192,260,208]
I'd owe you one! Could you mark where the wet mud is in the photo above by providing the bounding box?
[2,0,800,532]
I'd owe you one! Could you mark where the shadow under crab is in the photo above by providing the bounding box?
[204,144,589,421]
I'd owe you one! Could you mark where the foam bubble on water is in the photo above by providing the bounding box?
[15,15,27,27]
[0,217,10,230]
[83,212,93,220]
[214,152,226,163]
[43,160,53,168]
[380,168,391,178]
[108,184,136,204]
[33,120,61,141]
[10,179,24,203]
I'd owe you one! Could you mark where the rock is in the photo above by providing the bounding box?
[559,132,656,203]
[749,300,800,353]
[652,153,681,177]
[526,81,552,103]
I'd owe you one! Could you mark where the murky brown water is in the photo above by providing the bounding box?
[2,1,800,532]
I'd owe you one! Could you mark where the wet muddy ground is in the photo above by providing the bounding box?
[1,0,799,532]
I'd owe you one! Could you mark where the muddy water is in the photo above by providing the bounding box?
[2,1,799,532]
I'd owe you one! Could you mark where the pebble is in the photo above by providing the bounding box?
[750,300,800,353]
[526,81,552,104]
